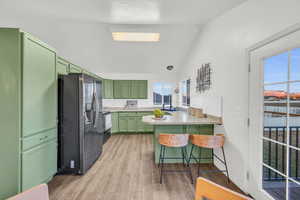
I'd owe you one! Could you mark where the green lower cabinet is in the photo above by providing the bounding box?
[154,125,214,164]
[137,116,145,132]
[111,112,154,133]
[119,117,128,132]
[22,140,57,191]
[111,113,119,133]
[127,117,137,132]
[119,116,137,133]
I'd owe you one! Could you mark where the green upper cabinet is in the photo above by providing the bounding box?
[103,79,114,99]
[56,57,69,75]
[113,80,148,99]
[22,33,57,137]
[131,80,148,99]
[69,64,82,73]
[113,80,131,99]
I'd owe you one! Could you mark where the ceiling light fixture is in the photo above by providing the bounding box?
[112,32,160,42]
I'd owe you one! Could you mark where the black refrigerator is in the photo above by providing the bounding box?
[58,73,105,174]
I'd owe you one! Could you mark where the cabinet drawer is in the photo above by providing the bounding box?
[118,112,137,117]
[22,128,57,151]
[22,140,57,191]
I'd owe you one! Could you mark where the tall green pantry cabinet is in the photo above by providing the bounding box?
[0,28,57,199]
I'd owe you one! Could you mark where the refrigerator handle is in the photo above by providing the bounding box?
[92,92,100,128]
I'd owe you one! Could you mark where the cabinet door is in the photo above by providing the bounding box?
[111,113,119,133]
[57,58,69,75]
[113,80,131,99]
[127,117,137,132]
[144,124,154,132]
[119,117,128,132]
[131,80,148,99]
[22,140,57,191]
[103,79,114,99]
[22,33,57,137]
[136,116,145,132]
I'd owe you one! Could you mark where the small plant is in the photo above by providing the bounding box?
[153,109,165,118]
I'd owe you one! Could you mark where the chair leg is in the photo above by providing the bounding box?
[181,147,186,166]
[222,147,230,183]
[158,145,162,168]
[184,146,193,184]
[188,144,195,165]
[160,146,166,184]
[197,147,202,177]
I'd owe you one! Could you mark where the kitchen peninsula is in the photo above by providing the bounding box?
[142,111,222,164]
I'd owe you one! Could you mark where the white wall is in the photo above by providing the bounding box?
[179,0,300,192]
[101,73,179,108]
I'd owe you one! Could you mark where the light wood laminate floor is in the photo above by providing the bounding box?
[48,134,245,200]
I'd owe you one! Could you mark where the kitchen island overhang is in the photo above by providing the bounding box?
[142,111,222,164]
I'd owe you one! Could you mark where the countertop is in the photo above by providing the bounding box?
[103,107,157,112]
[142,111,222,125]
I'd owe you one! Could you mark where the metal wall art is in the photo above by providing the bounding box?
[196,63,212,93]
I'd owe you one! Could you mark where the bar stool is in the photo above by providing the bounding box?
[158,134,193,184]
[188,134,230,182]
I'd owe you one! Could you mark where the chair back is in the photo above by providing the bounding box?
[195,178,251,200]
[8,184,49,200]
[159,134,189,147]
[190,134,225,149]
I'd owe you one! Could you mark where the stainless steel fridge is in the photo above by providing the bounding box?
[58,73,105,174]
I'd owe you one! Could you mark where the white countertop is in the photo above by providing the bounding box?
[103,107,157,112]
[142,111,222,125]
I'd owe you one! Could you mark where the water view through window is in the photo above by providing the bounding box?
[263,48,300,200]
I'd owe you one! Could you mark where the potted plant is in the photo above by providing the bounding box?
[153,109,165,119]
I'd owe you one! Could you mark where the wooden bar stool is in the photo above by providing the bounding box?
[158,134,193,184]
[188,134,230,182]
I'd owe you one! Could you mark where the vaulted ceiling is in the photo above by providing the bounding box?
[0,0,246,75]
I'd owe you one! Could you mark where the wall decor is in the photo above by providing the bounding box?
[196,63,212,93]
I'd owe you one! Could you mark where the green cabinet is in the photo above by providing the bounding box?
[22,34,57,137]
[112,111,153,133]
[118,116,137,132]
[22,140,57,191]
[127,117,137,132]
[56,57,69,75]
[131,80,148,99]
[113,80,131,99]
[0,28,57,199]
[119,117,128,132]
[111,113,119,133]
[113,80,148,99]
[103,79,114,99]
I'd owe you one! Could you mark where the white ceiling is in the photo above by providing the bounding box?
[0,0,247,75]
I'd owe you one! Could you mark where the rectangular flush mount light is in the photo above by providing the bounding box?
[112,32,160,42]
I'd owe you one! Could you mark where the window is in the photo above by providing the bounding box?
[182,79,190,106]
[153,82,173,105]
